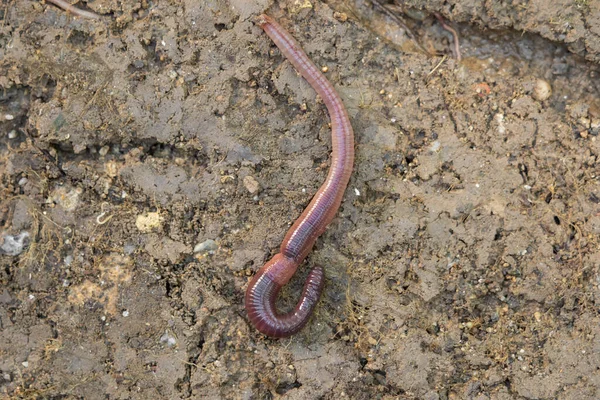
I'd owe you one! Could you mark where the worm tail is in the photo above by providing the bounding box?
[245,266,325,338]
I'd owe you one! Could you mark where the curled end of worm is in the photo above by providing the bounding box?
[245,263,325,338]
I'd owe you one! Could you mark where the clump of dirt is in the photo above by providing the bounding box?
[1,0,600,398]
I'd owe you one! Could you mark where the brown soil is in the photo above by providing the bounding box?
[1,0,600,399]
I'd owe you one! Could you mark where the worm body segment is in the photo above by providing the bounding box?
[245,14,354,338]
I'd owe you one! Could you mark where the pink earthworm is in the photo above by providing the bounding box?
[245,14,355,338]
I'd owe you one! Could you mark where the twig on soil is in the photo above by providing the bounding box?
[44,0,101,20]
[369,0,431,56]
[433,12,462,61]
[428,54,447,76]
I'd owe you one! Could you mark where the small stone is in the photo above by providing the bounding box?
[122,310,129,317]
[0,232,30,256]
[321,66,329,73]
[160,331,177,347]
[580,130,589,138]
[243,175,260,194]
[73,143,87,154]
[532,79,552,101]
[8,130,17,139]
[18,177,28,186]
[194,239,218,254]
[99,145,110,156]
[5,114,14,120]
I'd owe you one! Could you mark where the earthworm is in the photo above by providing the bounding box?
[245,14,354,338]
[44,0,101,20]
[433,12,461,61]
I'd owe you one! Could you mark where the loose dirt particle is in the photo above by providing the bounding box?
[243,175,260,194]
[135,212,163,232]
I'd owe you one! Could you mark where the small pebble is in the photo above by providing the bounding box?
[99,145,110,156]
[8,130,17,139]
[0,232,30,256]
[194,239,218,254]
[160,331,177,347]
[5,114,14,120]
[321,66,328,73]
[243,175,260,194]
[73,143,87,154]
[532,79,552,101]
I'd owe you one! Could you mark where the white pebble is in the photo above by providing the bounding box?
[194,239,218,254]
[532,79,552,101]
